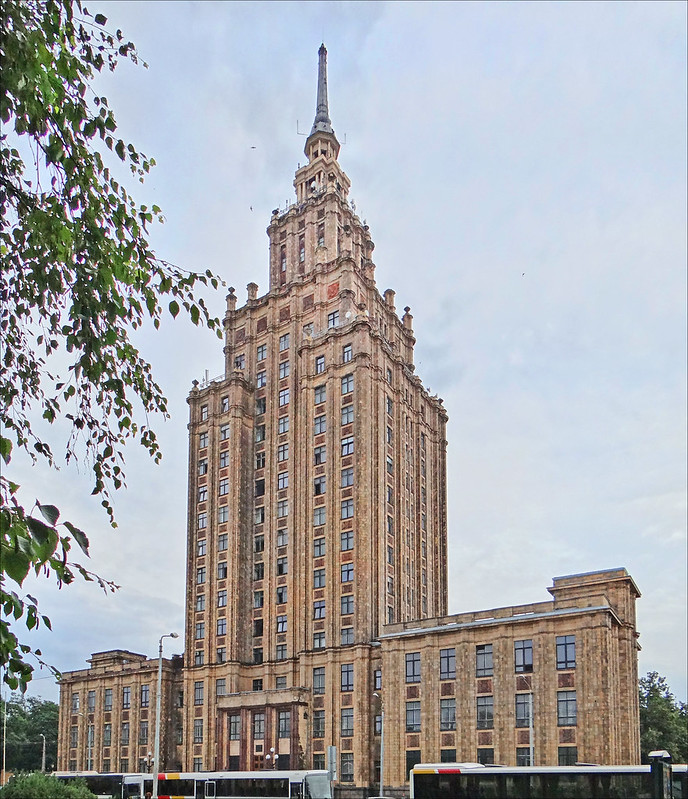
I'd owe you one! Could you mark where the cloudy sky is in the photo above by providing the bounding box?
[10,0,686,705]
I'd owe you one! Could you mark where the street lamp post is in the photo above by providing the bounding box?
[373,693,384,797]
[40,733,46,772]
[153,632,179,799]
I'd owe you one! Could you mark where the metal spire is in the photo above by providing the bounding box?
[310,44,334,136]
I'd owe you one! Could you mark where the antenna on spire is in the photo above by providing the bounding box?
[310,43,334,136]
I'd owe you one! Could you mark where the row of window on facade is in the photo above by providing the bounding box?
[70,684,151,713]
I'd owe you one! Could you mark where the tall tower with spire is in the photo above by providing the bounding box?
[183,44,448,783]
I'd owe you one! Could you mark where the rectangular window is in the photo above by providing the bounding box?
[216,679,226,697]
[194,651,204,665]
[217,647,226,663]
[197,512,207,530]
[220,423,230,441]
[477,695,494,729]
[328,310,339,328]
[406,701,421,732]
[194,681,204,705]
[313,568,326,588]
[277,528,288,546]
[315,355,325,374]
[314,414,327,434]
[314,475,326,495]
[121,722,129,745]
[87,690,96,712]
[253,648,263,664]
[277,586,288,604]
[516,693,532,728]
[313,631,325,649]
[557,635,576,669]
[386,455,393,474]
[254,590,264,608]
[557,690,577,726]
[278,443,289,461]
[255,451,265,470]
[314,384,326,404]
[199,431,208,449]
[341,467,354,487]
[313,506,326,526]
[558,747,578,766]
[313,668,325,694]
[386,396,393,415]
[341,374,354,394]
[256,396,266,415]
[279,387,290,406]
[256,370,267,387]
[341,627,354,645]
[340,708,354,737]
[255,426,266,444]
[193,757,203,772]
[374,669,382,690]
[218,533,228,551]
[122,687,131,709]
[276,676,287,689]
[278,415,289,433]
[440,698,456,731]
[341,594,354,615]
[218,477,229,496]
[279,334,290,351]
[104,689,112,712]
[313,537,325,557]
[198,485,207,503]
[313,600,325,618]
[342,344,352,363]
[257,344,267,361]
[277,556,288,575]
[516,748,531,766]
[341,436,354,456]
[103,723,112,747]
[254,562,264,580]
[229,714,241,740]
[140,685,149,708]
[217,617,227,636]
[279,360,290,379]
[253,619,263,637]
[278,710,291,738]
[340,529,354,551]
[341,563,354,582]
[341,752,354,783]
[221,396,230,412]
[277,471,289,489]
[314,445,326,465]
[253,712,265,739]
[254,507,265,524]
[277,499,289,518]
[217,561,228,579]
[476,644,494,677]
[254,535,264,553]
[139,720,149,744]
[406,652,421,683]
[201,405,208,421]
[235,353,245,369]
[299,236,305,263]
[313,709,325,738]
[218,505,229,523]
[277,614,287,633]
[387,545,394,564]
[477,749,494,765]
[341,498,354,519]
[341,663,354,692]
[220,450,229,467]
[341,404,354,425]
[440,648,456,681]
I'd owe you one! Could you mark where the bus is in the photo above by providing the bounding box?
[409,762,688,799]
[122,769,332,799]
[53,771,128,798]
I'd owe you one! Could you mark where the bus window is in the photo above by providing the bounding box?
[290,782,303,799]
[205,781,217,798]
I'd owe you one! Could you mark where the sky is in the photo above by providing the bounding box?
[8,1,687,706]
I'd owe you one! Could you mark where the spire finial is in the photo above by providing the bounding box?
[310,43,334,136]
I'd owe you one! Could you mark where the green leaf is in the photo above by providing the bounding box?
[3,549,31,586]
[94,13,107,24]
[0,435,12,464]
[38,503,60,526]
[169,299,179,317]
[63,521,90,556]
[26,516,56,545]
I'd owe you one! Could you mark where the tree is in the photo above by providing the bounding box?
[0,0,222,691]
[639,671,688,763]
[0,694,59,772]
[0,772,95,799]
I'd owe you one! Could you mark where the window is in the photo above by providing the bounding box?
[341,436,354,455]
[277,528,288,546]
[217,647,226,663]
[440,698,456,730]
[516,693,532,728]
[253,648,263,664]
[277,556,288,575]
[314,475,326,495]
[196,541,206,561]
[279,333,290,351]
[229,714,241,740]
[314,414,327,434]
[558,747,578,766]
[253,679,263,691]
[340,529,354,551]
[195,622,205,640]
[440,648,456,680]
[557,635,576,670]
[257,344,267,361]
[278,471,289,489]
[277,499,289,518]
[341,563,354,582]
[256,396,266,415]
[342,344,352,363]
[313,568,326,588]
[197,512,207,530]
[387,545,394,564]
[256,370,267,387]
[374,669,382,690]
[193,757,203,772]
[406,652,421,683]
[217,617,227,636]
[477,749,494,765]
[328,310,339,328]
[254,590,264,608]
[121,722,129,745]
[199,431,208,449]
[278,710,291,738]
[557,690,577,726]
[314,445,326,465]
[314,384,326,404]
[122,687,131,709]
[277,614,287,633]
[139,720,149,744]
[340,708,354,736]
[313,709,325,738]
[140,685,149,708]
[313,631,325,649]
[222,396,230,412]
[315,355,325,374]
[220,450,230,467]
[255,451,265,469]
[313,600,325,619]
[386,455,393,473]
[85,689,95,712]
[387,576,394,594]
[217,561,228,579]
[299,236,305,263]
[279,387,290,406]
[278,416,289,433]
[277,586,288,604]
[341,752,354,783]
[313,506,326,526]
[216,679,226,697]
[235,353,245,369]
[218,505,229,523]
[406,701,421,732]
[477,695,494,729]
[201,405,208,421]
[314,537,325,557]
[104,689,112,712]
[275,676,287,689]
[386,396,393,415]
[516,748,531,766]
[254,507,265,524]
[198,485,208,503]
[254,535,264,553]
[341,627,354,645]
[476,644,493,677]
[253,619,263,637]
[254,562,264,580]
[253,712,265,739]
[194,651,204,665]
[386,425,393,444]
[341,373,353,394]
[103,723,112,746]
[341,467,354,487]
[341,498,354,519]
[220,423,230,440]
[255,426,266,444]
[278,443,289,462]
[341,404,354,425]
[341,663,354,691]
[313,667,325,694]
[218,533,228,551]
[279,360,290,379]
